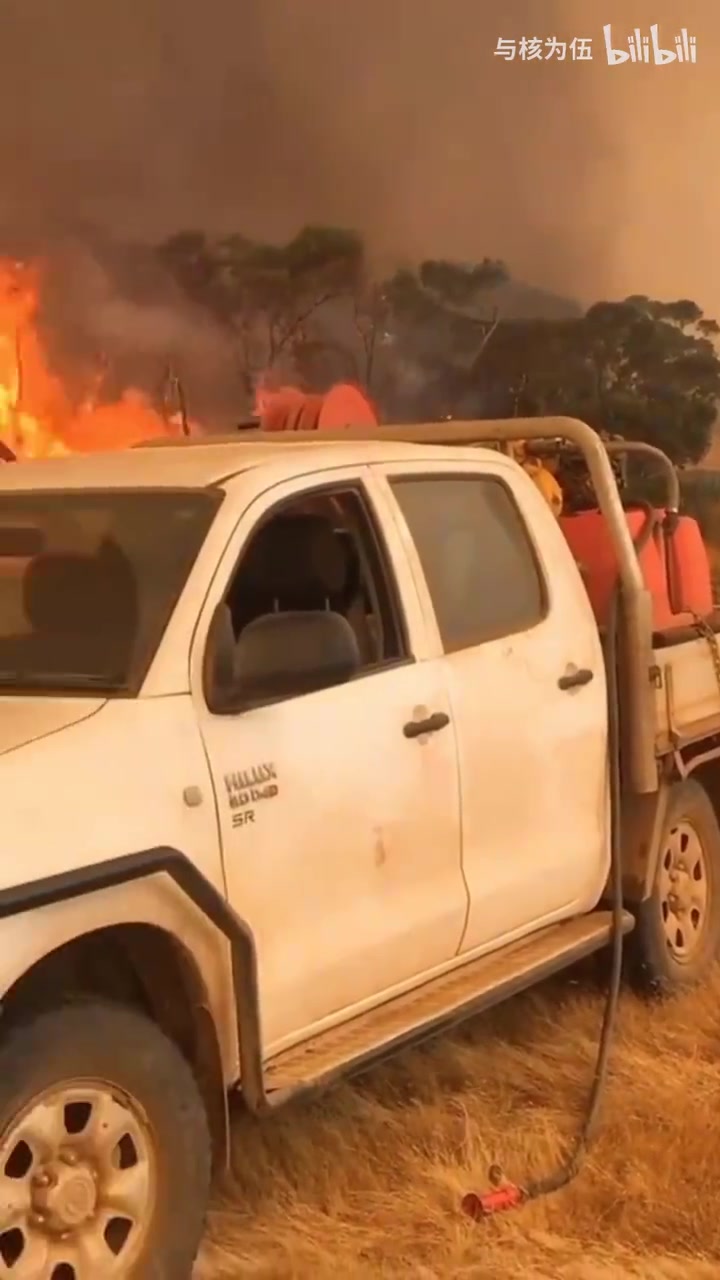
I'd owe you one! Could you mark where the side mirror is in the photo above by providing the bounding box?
[234,610,361,705]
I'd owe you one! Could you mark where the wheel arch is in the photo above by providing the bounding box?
[621,758,720,904]
[2,921,230,1169]
[0,847,267,1149]
[684,755,720,825]
[627,771,720,991]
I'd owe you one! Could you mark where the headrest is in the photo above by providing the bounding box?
[235,609,361,700]
[24,548,138,634]
[240,514,347,600]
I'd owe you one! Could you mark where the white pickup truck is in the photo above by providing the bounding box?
[0,416,719,1278]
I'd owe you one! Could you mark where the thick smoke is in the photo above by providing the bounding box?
[0,0,715,375]
[35,235,244,425]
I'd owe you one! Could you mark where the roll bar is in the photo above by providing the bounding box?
[139,415,662,792]
[523,437,681,514]
[179,417,647,588]
[603,440,680,513]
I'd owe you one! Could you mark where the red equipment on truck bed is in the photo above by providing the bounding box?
[560,507,713,633]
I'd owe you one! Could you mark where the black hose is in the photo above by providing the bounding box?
[461,508,659,1219]
[519,505,658,1200]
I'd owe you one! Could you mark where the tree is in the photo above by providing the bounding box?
[158,224,720,464]
[449,296,720,466]
[359,263,720,465]
[158,225,366,399]
[383,257,506,357]
[369,257,508,419]
[578,297,720,463]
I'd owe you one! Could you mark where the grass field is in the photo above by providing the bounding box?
[197,968,720,1278]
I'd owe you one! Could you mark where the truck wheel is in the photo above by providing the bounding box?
[0,1000,211,1279]
[631,778,720,993]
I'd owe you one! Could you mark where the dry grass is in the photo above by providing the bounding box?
[198,967,720,1278]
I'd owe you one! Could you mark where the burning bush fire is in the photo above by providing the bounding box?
[0,256,382,459]
[0,260,180,460]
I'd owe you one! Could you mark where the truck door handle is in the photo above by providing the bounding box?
[558,667,594,691]
[403,711,451,738]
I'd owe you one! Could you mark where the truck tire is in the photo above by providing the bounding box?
[630,777,720,993]
[0,1000,211,1279]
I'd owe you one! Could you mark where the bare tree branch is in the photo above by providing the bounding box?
[270,291,342,365]
[468,308,500,377]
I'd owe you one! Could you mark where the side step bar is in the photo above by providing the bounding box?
[264,910,635,1101]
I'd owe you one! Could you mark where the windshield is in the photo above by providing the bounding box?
[0,488,221,694]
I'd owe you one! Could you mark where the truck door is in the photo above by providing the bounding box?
[193,467,468,1051]
[375,456,610,954]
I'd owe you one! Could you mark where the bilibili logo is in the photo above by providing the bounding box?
[603,25,697,65]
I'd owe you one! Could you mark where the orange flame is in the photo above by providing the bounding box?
[0,260,181,459]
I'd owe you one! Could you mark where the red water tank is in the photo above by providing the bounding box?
[560,507,713,632]
[665,516,713,618]
[560,508,673,629]
[558,506,707,632]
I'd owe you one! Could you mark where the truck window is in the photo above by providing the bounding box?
[390,474,546,652]
[220,484,406,698]
[0,489,220,694]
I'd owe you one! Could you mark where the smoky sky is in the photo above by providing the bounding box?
[0,1,717,312]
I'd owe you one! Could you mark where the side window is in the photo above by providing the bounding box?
[390,474,546,653]
[212,485,407,706]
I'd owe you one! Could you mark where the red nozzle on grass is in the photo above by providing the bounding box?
[461,1183,525,1218]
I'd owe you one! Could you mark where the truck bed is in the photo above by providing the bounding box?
[653,629,720,750]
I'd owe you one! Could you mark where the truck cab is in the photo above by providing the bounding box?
[0,418,717,1277]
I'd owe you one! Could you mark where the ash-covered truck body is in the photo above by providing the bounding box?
[0,412,718,1274]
